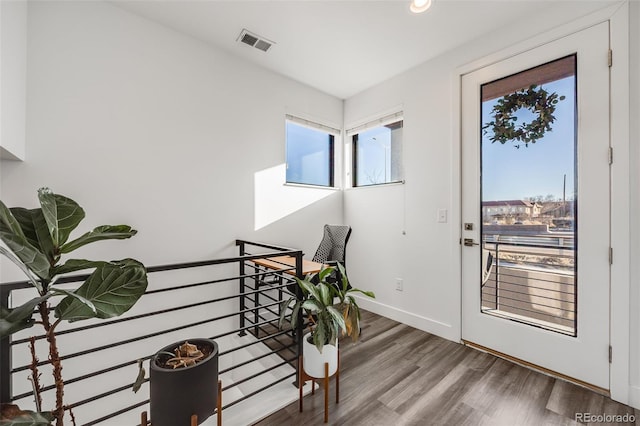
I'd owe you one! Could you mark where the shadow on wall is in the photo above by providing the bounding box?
[254,163,335,230]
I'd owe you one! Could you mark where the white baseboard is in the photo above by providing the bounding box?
[629,385,640,409]
[354,296,459,342]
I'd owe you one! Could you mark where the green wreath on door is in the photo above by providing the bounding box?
[482,84,565,149]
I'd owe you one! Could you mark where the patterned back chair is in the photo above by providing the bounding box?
[309,225,352,292]
[312,224,352,267]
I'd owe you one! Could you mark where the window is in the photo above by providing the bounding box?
[285,118,336,187]
[351,118,403,187]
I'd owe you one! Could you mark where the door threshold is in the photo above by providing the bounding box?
[462,339,610,397]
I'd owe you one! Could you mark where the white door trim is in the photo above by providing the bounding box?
[452,2,630,406]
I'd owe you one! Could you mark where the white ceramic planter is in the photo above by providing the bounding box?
[302,332,338,378]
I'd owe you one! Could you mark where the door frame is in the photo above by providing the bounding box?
[451,3,630,405]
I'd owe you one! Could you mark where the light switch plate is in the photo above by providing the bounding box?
[437,209,447,223]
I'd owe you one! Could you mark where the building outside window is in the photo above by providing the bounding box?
[285,117,337,187]
[351,117,403,187]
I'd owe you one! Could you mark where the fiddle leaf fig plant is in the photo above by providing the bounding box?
[0,188,148,426]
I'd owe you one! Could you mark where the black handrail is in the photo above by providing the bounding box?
[236,240,305,386]
[1,240,305,425]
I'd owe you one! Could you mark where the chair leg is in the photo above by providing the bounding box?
[277,276,283,317]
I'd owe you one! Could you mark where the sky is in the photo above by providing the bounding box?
[286,122,331,186]
[355,125,393,186]
[481,76,575,202]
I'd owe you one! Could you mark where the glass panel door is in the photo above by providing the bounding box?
[461,22,610,389]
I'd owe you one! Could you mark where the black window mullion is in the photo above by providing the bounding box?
[329,134,335,187]
[352,134,359,187]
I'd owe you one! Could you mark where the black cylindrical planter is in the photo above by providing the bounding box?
[150,338,219,426]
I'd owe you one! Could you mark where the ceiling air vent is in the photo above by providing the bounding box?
[237,29,274,53]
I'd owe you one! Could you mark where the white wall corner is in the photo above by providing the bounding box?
[0,0,28,161]
[624,0,640,410]
[630,385,640,410]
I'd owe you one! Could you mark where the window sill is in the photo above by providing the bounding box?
[346,180,405,190]
[284,182,341,191]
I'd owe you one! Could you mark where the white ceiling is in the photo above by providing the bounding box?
[112,0,618,99]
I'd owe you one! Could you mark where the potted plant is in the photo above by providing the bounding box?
[146,339,219,426]
[278,263,374,378]
[0,188,148,426]
[330,263,375,342]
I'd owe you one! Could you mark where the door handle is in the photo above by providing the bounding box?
[463,238,479,247]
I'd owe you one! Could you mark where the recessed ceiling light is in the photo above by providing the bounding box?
[410,0,432,14]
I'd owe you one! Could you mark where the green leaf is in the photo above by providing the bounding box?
[347,289,376,299]
[296,277,321,302]
[1,307,35,337]
[0,247,43,293]
[326,305,346,333]
[54,259,147,322]
[50,287,97,320]
[337,263,349,292]
[132,359,146,393]
[301,299,322,313]
[0,295,51,337]
[317,282,332,307]
[60,225,137,254]
[317,266,334,283]
[50,259,108,277]
[37,188,85,248]
[278,297,296,329]
[0,201,50,281]
[0,408,54,425]
[313,321,328,352]
[8,209,41,252]
[290,301,301,330]
[9,208,56,265]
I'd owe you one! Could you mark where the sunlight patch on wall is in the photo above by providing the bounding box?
[254,164,334,230]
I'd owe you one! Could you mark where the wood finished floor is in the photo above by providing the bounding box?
[254,310,639,426]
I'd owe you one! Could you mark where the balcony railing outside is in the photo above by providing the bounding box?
[481,234,576,335]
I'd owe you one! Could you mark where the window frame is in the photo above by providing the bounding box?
[349,113,404,188]
[285,116,339,188]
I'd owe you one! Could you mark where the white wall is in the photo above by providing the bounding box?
[0,0,27,161]
[0,0,343,279]
[629,0,640,408]
[0,2,344,423]
[344,1,638,406]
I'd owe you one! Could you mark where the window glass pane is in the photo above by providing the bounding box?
[480,55,577,336]
[353,120,403,187]
[286,121,333,187]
